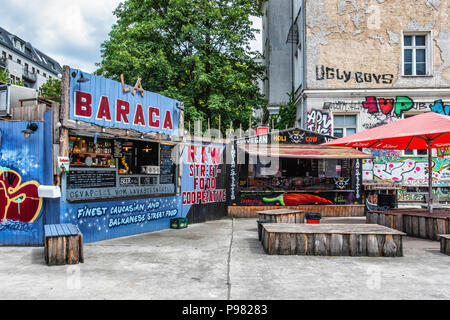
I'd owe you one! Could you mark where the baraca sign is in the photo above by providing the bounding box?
[69,69,180,136]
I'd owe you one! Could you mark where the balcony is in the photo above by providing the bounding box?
[22,68,36,83]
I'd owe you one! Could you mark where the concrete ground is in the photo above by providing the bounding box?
[0,217,448,300]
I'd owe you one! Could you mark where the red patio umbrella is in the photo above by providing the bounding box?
[321,112,450,213]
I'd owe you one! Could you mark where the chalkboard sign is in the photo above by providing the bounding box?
[160,144,175,184]
[113,140,123,158]
[67,170,117,189]
[140,176,157,186]
[119,176,139,187]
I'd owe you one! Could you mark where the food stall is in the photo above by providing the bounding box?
[227,128,372,218]
[56,67,183,243]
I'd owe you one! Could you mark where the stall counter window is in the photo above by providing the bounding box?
[65,133,177,202]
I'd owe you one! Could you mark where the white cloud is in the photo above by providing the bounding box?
[0,0,122,73]
[1,1,262,73]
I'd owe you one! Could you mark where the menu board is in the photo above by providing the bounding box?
[160,144,175,184]
[67,170,117,189]
[113,140,123,158]
[119,176,139,187]
[140,176,158,186]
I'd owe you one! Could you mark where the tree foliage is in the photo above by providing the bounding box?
[39,78,62,102]
[96,0,265,132]
[0,69,25,86]
[270,89,297,130]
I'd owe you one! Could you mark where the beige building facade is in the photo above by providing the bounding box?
[289,0,450,203]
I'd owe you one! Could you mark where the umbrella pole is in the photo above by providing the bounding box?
[428,140,433,214]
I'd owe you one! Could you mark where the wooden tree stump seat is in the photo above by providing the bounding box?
[439,234,450,256]
[261,223,406,257]
[44,224,84,266]
[257,209,305,224]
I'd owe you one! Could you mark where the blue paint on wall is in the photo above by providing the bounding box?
[0,119,51,246]
[60,196,182,243]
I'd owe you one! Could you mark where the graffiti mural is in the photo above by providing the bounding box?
[363,157,450,185]
[430,99,450,116]
[306,109,332,135]
[0,167,42,223]
[239,191,357,206]
[363,96,414,117]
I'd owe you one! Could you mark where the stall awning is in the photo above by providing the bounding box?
[239,144,373,159]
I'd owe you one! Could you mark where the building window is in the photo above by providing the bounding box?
[403,34,430,76]
[333,115,357,138]
[8,54,12,60]
[17,59,21,65]
[43,72,47,78]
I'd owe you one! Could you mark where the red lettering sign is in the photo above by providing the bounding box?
[116,99,130,124]
[96,96,112,121]
[133,104,146,126]
[75,91,92,118]
[149,107,160,128]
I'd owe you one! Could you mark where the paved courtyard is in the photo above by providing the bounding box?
[0,217,448,300]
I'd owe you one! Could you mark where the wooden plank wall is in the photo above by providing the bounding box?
[228,205,365,218]
[11,104,50,121]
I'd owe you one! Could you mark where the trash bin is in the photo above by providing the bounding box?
[257,219,273,241]
[305,212,321,224]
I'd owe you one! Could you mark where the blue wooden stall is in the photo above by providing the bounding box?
[0,111,54,246]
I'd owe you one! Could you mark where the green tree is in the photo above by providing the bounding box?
[270,89,297,130]
[39,78,61,102]
[0,69,25,86]
[0,68,10,84]
[96,0,266,133]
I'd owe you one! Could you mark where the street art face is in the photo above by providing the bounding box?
[0,167,42,223]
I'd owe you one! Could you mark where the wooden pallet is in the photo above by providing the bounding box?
[44,224,84,266]
[261,223,405,257]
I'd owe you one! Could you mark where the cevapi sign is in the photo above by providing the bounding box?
[69,68,180,136]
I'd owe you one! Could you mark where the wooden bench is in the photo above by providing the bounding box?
[257,209,305,224]
[439,234,450,256]
[261,223,406,257]
[44,224,84,266]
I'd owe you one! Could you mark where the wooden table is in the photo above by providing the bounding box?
[257,209,305,224]
[261,223,406,257]
[439,234,450,256]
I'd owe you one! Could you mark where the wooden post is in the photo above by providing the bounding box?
[59,66,71,158]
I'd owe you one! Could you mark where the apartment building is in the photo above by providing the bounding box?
[0,26,62,89]
[266,0,450,203]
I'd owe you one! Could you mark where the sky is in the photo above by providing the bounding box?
[0,0,262,74]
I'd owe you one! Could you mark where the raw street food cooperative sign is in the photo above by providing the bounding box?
[69,68,180,136]
[182,144,226,205]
